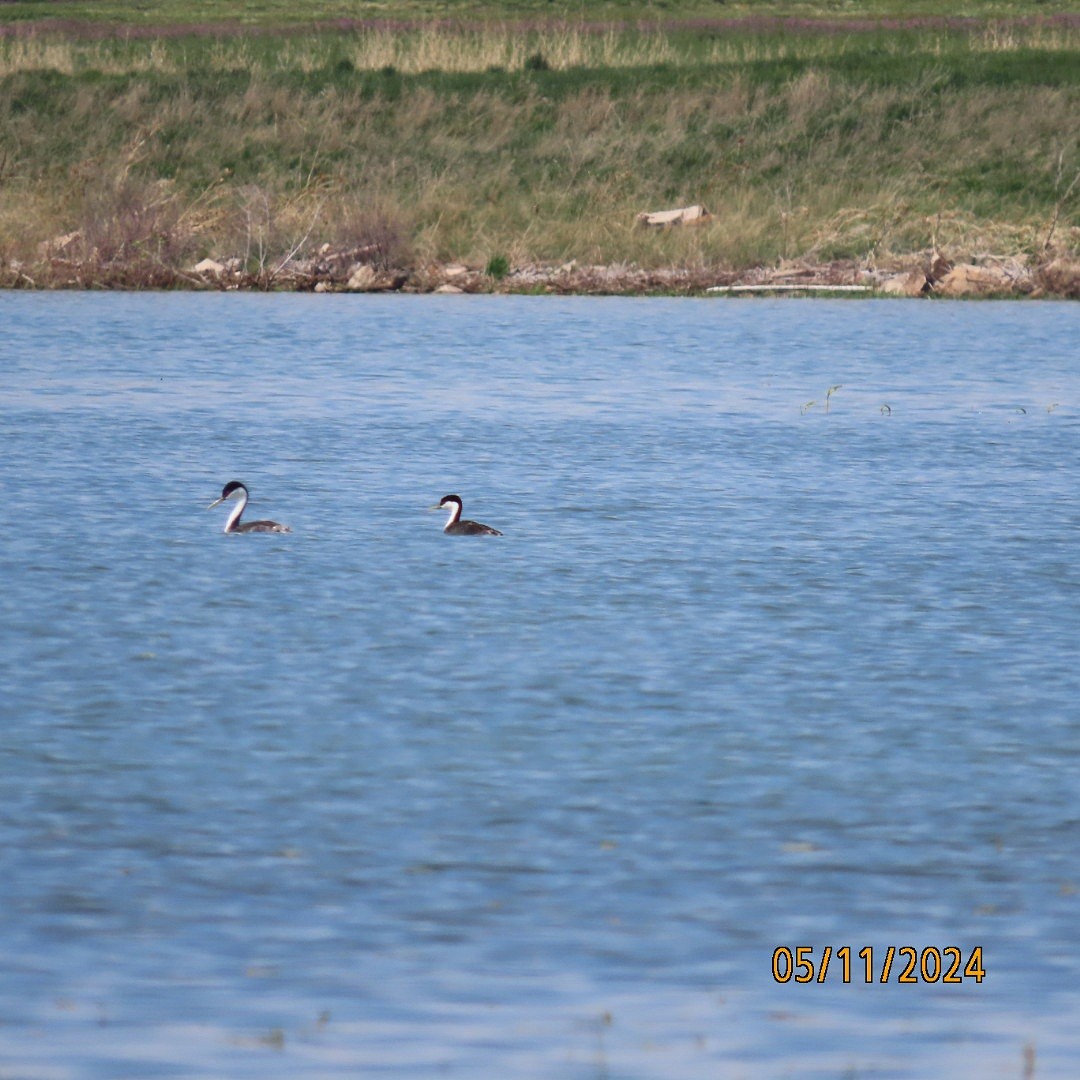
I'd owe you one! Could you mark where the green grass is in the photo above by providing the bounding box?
[0,6,1077,288]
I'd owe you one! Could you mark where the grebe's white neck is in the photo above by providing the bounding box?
[442,499,462,530]
[224,487,248,533]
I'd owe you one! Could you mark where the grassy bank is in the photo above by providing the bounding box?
[1,6,1078,292]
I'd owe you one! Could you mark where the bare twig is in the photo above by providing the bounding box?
[1043,149,1080,252]
[269,199,325,284]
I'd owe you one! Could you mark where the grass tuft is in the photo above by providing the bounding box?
[485,253,510,278]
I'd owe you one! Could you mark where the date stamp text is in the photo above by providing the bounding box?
[771,946,986,984]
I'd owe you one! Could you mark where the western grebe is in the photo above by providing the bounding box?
[429,494,502,536]
[208,480,290,534]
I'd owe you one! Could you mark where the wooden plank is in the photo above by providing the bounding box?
[706,284,872,294]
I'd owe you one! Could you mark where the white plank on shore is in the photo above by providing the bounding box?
[707,284,873,293]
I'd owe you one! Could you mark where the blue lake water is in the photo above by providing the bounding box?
[0,292,1077,1078]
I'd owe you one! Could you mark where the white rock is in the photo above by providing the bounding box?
[345,264,377,291]
[878,270,927,296]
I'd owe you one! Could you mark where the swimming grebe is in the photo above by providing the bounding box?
[430,494,502,536]
[208,480,290,534]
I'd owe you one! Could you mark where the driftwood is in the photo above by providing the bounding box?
[708,284,870,294]
[636,205,711,227]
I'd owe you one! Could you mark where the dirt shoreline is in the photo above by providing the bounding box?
[7,249,1079,297]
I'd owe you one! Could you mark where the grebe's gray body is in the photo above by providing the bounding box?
[430,494,502,536]
[209,480,290,534]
